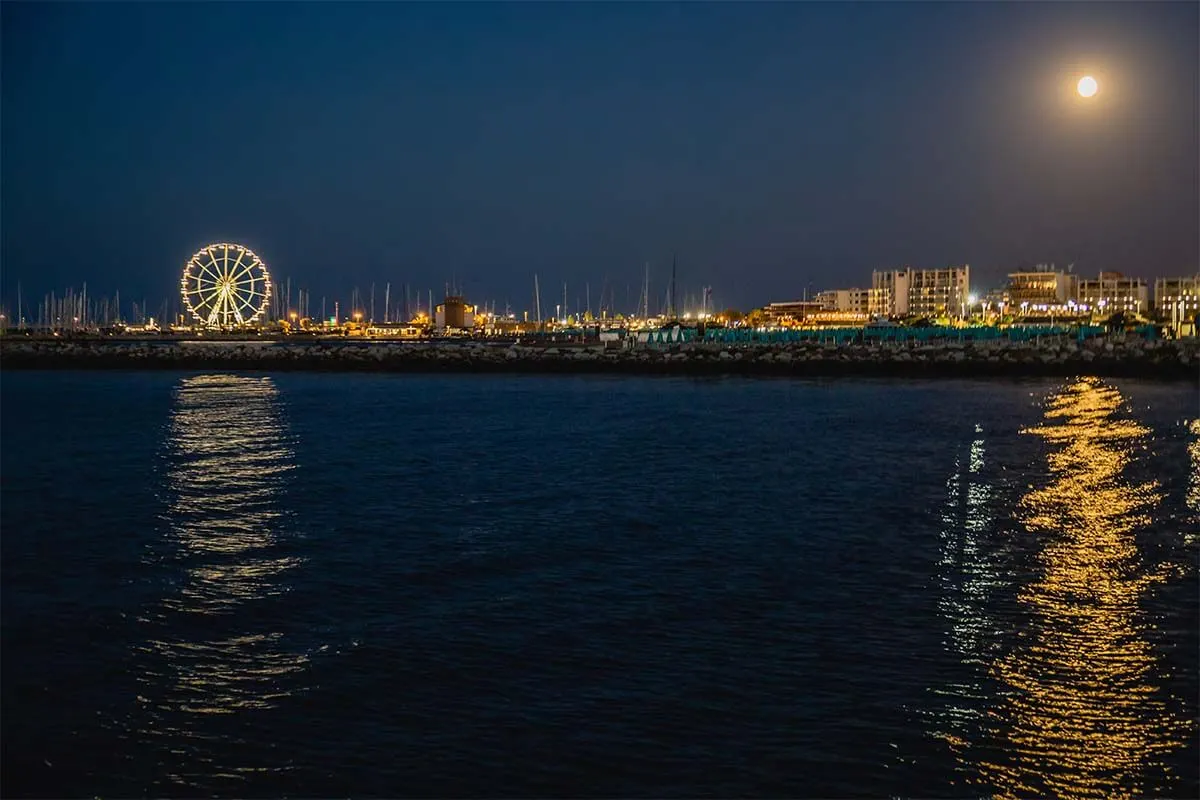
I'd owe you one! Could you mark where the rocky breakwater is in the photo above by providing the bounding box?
[1,337,1198,380]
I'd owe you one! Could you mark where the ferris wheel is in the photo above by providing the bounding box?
[181,243,272,328]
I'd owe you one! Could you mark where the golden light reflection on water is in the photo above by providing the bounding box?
[135,374,307,785]
[978,378,1187,800]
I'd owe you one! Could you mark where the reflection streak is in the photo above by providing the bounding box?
[1187,419,1200,538]
[928,425,1003,769]
[135,374,307,787]
[979,378,1185,800]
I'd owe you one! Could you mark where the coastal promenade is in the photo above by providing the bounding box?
[2,336,1197,380]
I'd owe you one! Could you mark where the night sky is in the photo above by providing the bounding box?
[2,1,1196,313]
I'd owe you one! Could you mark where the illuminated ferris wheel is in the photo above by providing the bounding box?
[181,243,272,328]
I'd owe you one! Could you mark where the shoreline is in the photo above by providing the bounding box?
[2,338,1197,381]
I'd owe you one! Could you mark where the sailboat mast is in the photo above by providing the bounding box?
[670,254,677,320]
[641,262,650,319]
[534,274,542,324]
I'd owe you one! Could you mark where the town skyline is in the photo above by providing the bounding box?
[3,256,1194,332]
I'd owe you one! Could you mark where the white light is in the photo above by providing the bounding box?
[1077,75,1099,98]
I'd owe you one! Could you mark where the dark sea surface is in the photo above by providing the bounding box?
[2,371,1197,799]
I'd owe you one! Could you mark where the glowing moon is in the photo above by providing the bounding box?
[1077,75,1098,97]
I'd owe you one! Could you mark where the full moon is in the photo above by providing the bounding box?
[1077,75,1099,97]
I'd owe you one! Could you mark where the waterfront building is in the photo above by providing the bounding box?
[813,290,837,310]
[1154,276,1199,334]
[872,265,970,318]
[1154,276,1199,316]
[1005,268,1079,306]
[365,322,427,339]
[982,287,1010,312]
[1077,272,1149,316]
[814,288,879,316]
[808,310,870,326]
[763,300,824,327]
[434,295,476,331]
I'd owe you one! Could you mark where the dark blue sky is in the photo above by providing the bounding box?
[3,1,1196,312]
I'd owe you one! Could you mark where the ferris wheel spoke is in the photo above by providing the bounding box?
[224,291,243,316]
[195,260,222,285]
[189,286,218,309]
[228,249,247,280]
[229,258,258,284]
[185,281,218,306]
[238,292,261,317]
[196,285,223,310]
[192,279,220,300]
[231,291,246,320]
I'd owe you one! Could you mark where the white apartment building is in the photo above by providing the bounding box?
[872,265,970,318]
[814,288,878,316]
[1154,275,1199,313]
[1154,275,1199,323]
[814,290,842,311]
[1077,272,1149,316]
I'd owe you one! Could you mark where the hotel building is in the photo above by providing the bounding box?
[1077,272,1149,316]
[1005,269,1079,306]
[871,265,970,318]
[814,288,885,317]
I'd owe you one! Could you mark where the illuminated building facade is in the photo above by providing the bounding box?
[872,265,970,318]
[814,288,879,316]
[365,322,427,338]
[1153,276,1199,318]
[1005,269,1079,306]
[763,300,824,326]
[1077,272,1149,316]
[434,295,476,331]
